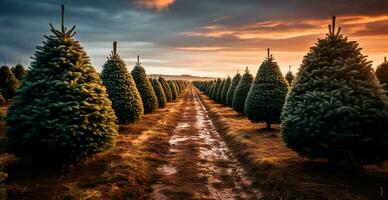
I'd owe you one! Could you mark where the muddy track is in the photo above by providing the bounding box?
[151,85,262,200]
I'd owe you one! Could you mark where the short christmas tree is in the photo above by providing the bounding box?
[376,57,388,92]
[101,41,144,123]
[131,56,158,113]
[226,72,241,107]
[211,78,222,100]
[158,77,173,102]
[0,65,19,100]
[285,65,295,86]
[12,62,27,82]
[221,76,231,105]
[168,80,178,100]
[151,78,167,108]
[5,5,118,163]
[232,67,253,114]
[216,79,225,103]
[245,49,289,129]
[281,17,388,164]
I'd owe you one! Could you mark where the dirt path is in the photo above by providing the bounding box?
[151,85,262,200]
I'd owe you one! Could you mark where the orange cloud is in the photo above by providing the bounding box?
[134,0,175,10]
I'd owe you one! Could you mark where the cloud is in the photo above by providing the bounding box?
[134,0,176,10]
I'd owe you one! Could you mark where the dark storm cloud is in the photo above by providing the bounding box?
[0,0,387,71]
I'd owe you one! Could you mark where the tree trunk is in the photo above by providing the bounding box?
[266,121,271,129]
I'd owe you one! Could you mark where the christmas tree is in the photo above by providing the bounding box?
[281,17,388,164]
[232,67,253,114]
[101,41,144,123]
[12,62,27,81]
[226,72,241,107]
[151,78,167,108]
[245,49,289,129]
[0,65,19,100]
[216,79,225,103]
[376,57,388,92]
[211,78,222,100]
[158,76,173,102]
[221,76,231,105]
[5,5,118,163]
[131,56,158,113]
[168,80,178,100]
[285,65,295,86]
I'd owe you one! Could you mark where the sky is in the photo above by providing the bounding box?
[1,0,388,77]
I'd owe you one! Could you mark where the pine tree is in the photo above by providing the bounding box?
[211,78,222,100]
[245,49,289,129]
[168,80,178,100]
[0,65,19,100]
[376,57,388,92]
[281,17,388,164]
[159,77,173,102]
[232,67,253,114]
[226,72,241,107]
[131,56,158,113]
[12,62,27,81]
[216,79,225,103]
[285,65,295,86]
[151,78,167,108]
[5,5,118,163]
[221,76,231,105]
[101,41,143,123]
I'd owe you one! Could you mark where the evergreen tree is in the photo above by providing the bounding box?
[285,65,295,86]
[131,56,158,113]
[12,63,27,81]
[232,67,253,114]
[216,79,225,103]
[5,5,118,163]
[245,49,289,129]
[211,78,222,100]
[168,80,178,100]
[159,77,173,102]
[221,76,231,105]
[0,65,19,100]
[281,17,388,164]
[226,72,241,107]
[101,41,143,123]
[376,57,388,92]
[151,78,167,108]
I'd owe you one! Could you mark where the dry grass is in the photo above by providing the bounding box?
[196,89,388,200]
[1,92,188,200]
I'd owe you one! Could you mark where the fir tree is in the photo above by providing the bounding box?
[131,56,158,113]
[376,57,388,92]
[233,67,253,114]
[211,78,222,100]
[216,79,225,103]
[168,80,178,100]
[226,72,241,107]
[5,5,118,163]
[12,62,27,82]
[285,65,295,86]
[245,49,289,129]
[151,78,167,108]
[0,65,19,100]
[221,76,231,105]
[281,17,388,164]
[101,41,143,123]
[159,77,173,102]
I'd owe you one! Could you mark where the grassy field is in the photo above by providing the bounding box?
[196,88,388,200]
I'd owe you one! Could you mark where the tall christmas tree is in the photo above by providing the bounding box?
[131,56,158,113]
[376,57,388,92]
[101,41,144,123]
[285,65,295,86]
[12,62,27,81]
[226,72,241,107]
[168,80,178,100]
[158,76,173,102]
[151,78,167,108]
[221,76,231,105]
[281,17,388,164]
[245,49,289,129]
[232,67,253,114]
[0,65,19,100]
[5,5,118,163]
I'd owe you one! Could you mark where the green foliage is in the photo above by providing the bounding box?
[12,64,27,81]
[158,77,173,102]
[285,67,295,86]
[6,22,118,163]
[376,58,388,92]
[216,79,225,103]
[245,54,289,128]
[232,68,253,114]
[0,66,19,100]
[220,76,231,105]
[168,80,178,100]
[101,43,143,123]
[281,18,388,164]
[131,63,158,113]
[226,73,241,107]
[211,78,222,100]
[151,79,167,108]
